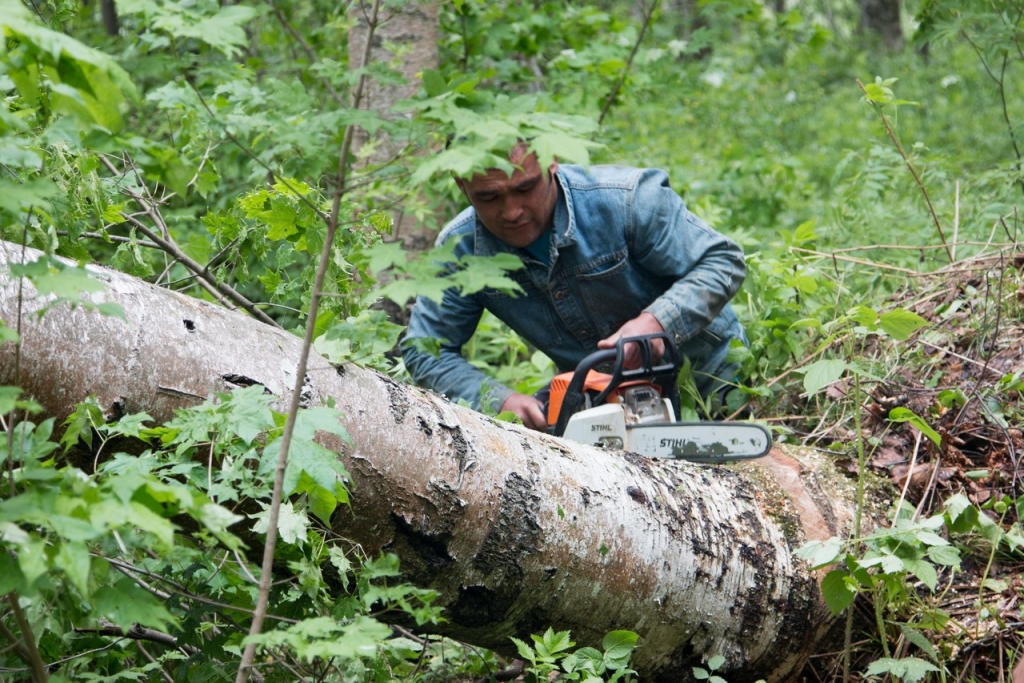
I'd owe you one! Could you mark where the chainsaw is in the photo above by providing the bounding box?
[546,333,772,462]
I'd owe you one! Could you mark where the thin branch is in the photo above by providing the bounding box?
[789,247,922,275]
[5,593,48,682]
[960,28,1024,188]
[54,230,159,249]
[134,641,174,683]
[234,0,382,680]
[97,155,281,327]
[952,180,960,262]
[109,560,173,601]
[100,556,298,624]
[0,612,33,667]
[73,620,200,656]
[599,0,660,125]
[117,212,279,328]
[856,79,954,262]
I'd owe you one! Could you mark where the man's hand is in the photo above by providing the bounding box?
[598,312,666,368]
[499,393,548,430]
[500,393,548,431]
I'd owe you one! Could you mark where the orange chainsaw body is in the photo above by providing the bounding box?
[546,370,659,427]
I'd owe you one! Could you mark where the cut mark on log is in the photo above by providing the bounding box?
[473,472,541,575]
[450,584,515,628]
[416,415,432,436]
[182,318,196,332]
[760,449,834,541]
[390,513,455,569]
[383,376,410,423]
[438,423,469,466]
[157,385,204,400]
[106,396,126,421]
[626,485,648,505]
[222,374,273,393]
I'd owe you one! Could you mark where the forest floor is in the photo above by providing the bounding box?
[794,252,1024,683]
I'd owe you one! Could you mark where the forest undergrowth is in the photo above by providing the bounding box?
[2,0,1024,681]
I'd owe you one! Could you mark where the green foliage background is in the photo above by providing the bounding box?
[1,0,1023,680]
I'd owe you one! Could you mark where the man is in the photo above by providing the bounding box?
[402,144,747,431]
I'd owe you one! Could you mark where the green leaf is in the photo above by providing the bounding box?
[128,501,176,546]
[693,668,710,680]
[794,537,844,569]
[850,305,878,327]
[0,551,26,594]
[564,646,603,674]
[601,630,638,668]
[887,407,941,448]
[16,537,48,587]
[792,219,817,244]
[510,636,535,661]
[450,252,525,296]
[290,615,393,661]
[276,436,349,512]
[802,359,847,395]
[901,557,937,590]
[294,470,340,523]
[197,503,244,546]
[943,493,974,529]
[929,540,958,569]
[250,500,308,546]
[293,406,350,442]
[899,624,938,663]
[878,308,928,341]
[117,0,258,57]
[55,541,92,596]
[0,2,137,130]
[707,655,725,671]
[864,657,939,683]
[0,386,23,415]
[93,578,177,631]
[537,627,574,656]
[821,568,857,615]
[0,178,58,213]
[421,69,448,97]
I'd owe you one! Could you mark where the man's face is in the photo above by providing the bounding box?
[455,150,559,249]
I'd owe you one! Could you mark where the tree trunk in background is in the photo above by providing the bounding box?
[99,0,119,35]
[859,0,903,50]
[0,242,873,682]
[349,0,441,251]
[664,0,713,60]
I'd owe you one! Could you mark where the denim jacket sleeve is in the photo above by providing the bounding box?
[627,169,747,346]
[401,228,515,413]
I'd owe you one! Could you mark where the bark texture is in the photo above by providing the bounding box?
[0,242,866,682]
[859,0,903,50]
[349,0,440,249]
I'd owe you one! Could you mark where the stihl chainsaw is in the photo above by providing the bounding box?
[546,333,771,462]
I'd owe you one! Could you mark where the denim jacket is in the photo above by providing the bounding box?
[403,164,748,412]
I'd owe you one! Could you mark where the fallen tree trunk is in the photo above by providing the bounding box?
[0,242,866,682]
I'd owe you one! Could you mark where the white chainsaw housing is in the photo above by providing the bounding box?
[562,385,676,451]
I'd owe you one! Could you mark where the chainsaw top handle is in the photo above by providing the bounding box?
[551,332,681,437]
